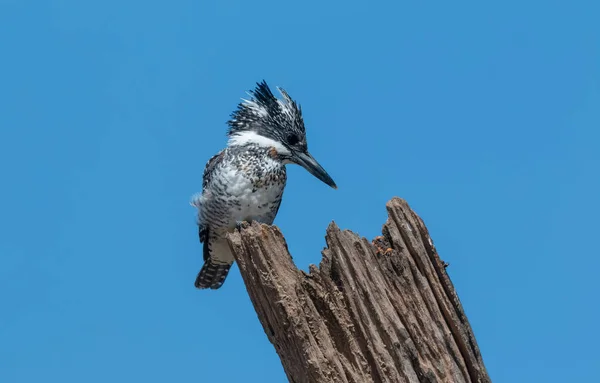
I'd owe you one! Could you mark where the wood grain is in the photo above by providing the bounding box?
[227,197,490,383]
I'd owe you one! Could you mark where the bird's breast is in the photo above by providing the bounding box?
[213,157,286,226]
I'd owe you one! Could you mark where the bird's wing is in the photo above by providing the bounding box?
[202,150,225,191]
[197,150,225,244]
[271,197,283,223]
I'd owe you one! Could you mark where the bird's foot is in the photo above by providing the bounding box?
[235,220,250,232]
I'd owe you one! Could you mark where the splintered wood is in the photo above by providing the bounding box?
[227,197,490,383]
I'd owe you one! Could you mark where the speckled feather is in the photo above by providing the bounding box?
[191,143,287,289]
[191,80,321,290]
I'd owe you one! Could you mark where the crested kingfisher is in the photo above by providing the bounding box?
[190,81,337,290]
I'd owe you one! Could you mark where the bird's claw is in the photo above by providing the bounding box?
[235,220,250,231]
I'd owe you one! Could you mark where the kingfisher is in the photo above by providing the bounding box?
[190,81,337,290]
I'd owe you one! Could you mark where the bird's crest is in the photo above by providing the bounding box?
[227,80,305,138]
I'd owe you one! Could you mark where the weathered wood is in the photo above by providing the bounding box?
[227,197,490,383]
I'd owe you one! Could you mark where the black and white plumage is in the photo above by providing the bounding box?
[191,81,336,290]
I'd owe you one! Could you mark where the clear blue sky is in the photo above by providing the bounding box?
[1,1,599,382]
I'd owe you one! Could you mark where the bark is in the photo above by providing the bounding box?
[227,197,490,383]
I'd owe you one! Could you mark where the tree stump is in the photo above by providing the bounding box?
[227,197,490,383]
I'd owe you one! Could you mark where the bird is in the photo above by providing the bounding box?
[190,80,337,290]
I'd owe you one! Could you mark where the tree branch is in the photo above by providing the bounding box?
[227,197,490,383]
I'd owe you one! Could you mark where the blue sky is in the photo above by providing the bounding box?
[1,0,599,382]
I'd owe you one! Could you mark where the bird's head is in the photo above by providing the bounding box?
[227,81,337,189]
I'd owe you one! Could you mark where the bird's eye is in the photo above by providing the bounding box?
[286,134,300,146]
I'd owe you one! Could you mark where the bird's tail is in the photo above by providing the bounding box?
[196,228,234,290]
[194,258,231,290]
[194,260,232,289]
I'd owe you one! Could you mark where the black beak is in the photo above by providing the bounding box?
[292,151,337,189]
